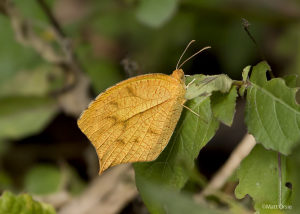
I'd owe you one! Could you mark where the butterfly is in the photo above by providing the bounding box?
[77,41,210,173]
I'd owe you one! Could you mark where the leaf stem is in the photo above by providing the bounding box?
[197,134,256,197]
[278,152,282,206]
[232,80,245,87]
[36,0,65,38]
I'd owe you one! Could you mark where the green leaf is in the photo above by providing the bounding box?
[136,0,179,28]
[0,17,42,86]
[239,65,251,97]
[282,74,298,88]
[0,66,63,97]
[134,97,219,213]
[211,86,237,126]
[24,164,62,195]
[67,167,86,196]
[137,180,225,214]
[245,61,300,155]
[0,191,56,214]
[185,74,233,100]
[0,96,58,140]
[235,144,292,213]
[287,145,300,213]
[242,65,251,82]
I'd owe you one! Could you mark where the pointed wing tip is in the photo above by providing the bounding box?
[98,160,109,174]
[98,165,105,174]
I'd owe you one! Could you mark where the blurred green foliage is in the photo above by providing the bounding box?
[24,164,62,195]
[0,18,41,85]
[0,191,56,214]
[136,179,225,214]
[136,0,179,27]
[0,97,57,140]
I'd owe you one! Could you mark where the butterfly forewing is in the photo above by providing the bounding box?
[78,72,186,173]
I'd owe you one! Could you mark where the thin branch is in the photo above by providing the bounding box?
[5,5,65,64]
[241,18,275,78]
[242,18,259,49]
[278,152,282,206]
[36,0,83,92]
[196,134,256,198]
[34,0,92,116]
[58,164,138,214]
[34,191,71,209]
[2,0,90,116]
[36,0,65,38]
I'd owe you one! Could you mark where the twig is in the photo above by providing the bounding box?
[5,6,65,64]
[2,0,90,116]
[36,0,65,38]
[35,0,90,116]
[278,152,282,206]
[58,164,138,214]
[34,191,71,209]
[242,19,260,51]
[196,134,256,198]
[241,18,275,78]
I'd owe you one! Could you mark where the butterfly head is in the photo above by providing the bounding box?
[171,69,185,83]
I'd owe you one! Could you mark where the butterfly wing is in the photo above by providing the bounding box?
[78,73,186,173]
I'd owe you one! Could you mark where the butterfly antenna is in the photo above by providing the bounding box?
[182,104,208,124]
[178,46,211,70]
[176,40,196,70]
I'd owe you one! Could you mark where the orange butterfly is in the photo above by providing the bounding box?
[78,41,210,173]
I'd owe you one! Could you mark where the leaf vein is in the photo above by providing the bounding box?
[251,82,300,115]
